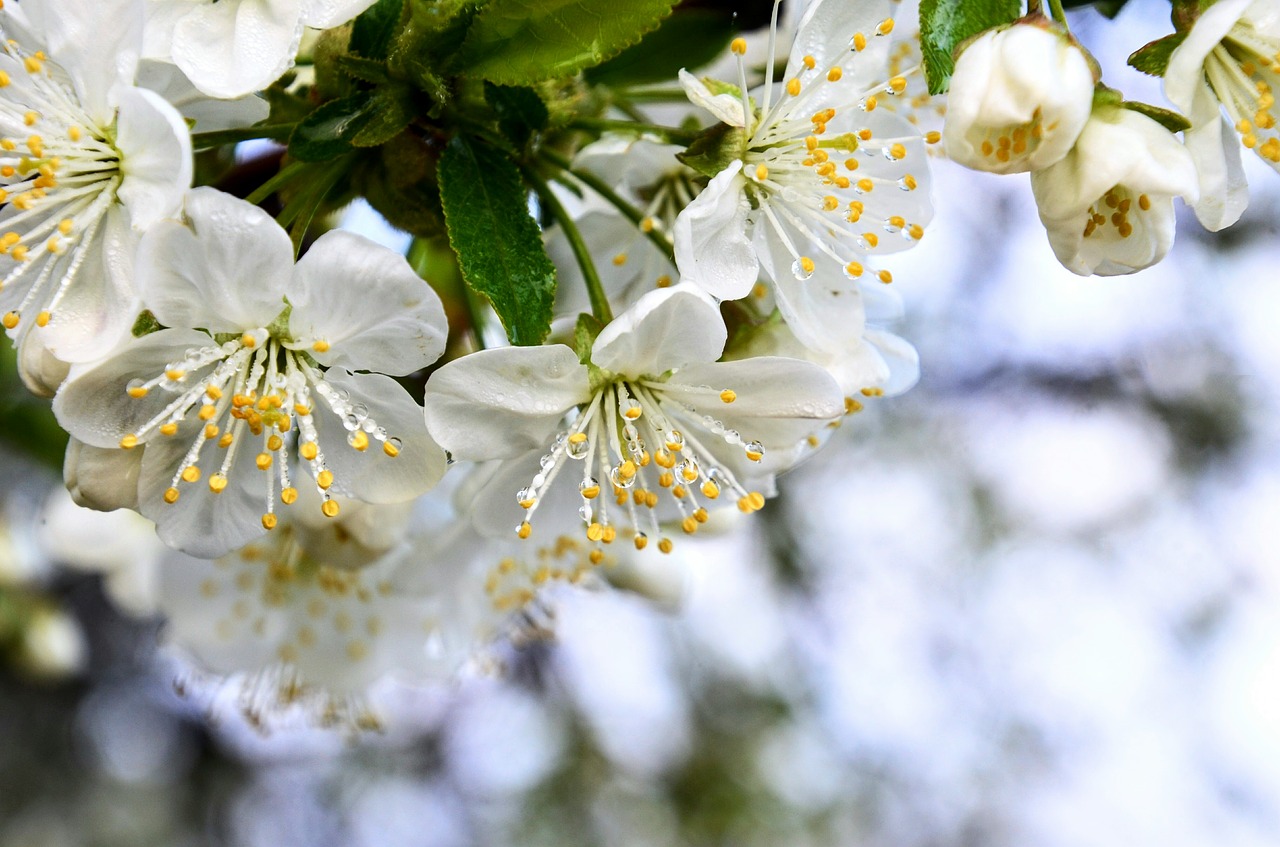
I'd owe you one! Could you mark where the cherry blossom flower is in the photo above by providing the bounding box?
[674,0,933,354]
[1030,105,1199,276]
[0,0,192,362]
[145,0,380,99]
[1165,0,1280,230]
[424,284,844,555]
[943,20,1095,175]
[52,188,448,557]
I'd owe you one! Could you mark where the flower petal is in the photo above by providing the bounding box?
[115,86,193,231]
[137,188,293,332]
[63,437,144,512]
[787,0,892,87]
[18,321,70,397]
[284,230,448,376]
[172,0,303,99]
[1165,0,1253,111]
[678,69,749,128]
[298,0,380,28]
[138,414,268,558]
[135,60,269,132]
[305,369,447,504]
[673,160,758,299]
[1183,84,1249,231]
[37,206,142,364]
[423,345,590,460]
[52,327,216,448]
[755,221,868,354]
[591,284,726,377]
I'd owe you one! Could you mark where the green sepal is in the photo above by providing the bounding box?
[438,135,557,346]
[351,85,417,147]
[918,0,1022,95]
[391,0,479,88]
[484,83,549,148]
[334,54,392,85]
[350,0,404,58]
[1122,100,1193,133]
[676,122,745,179]
[573,312,604,365]
[131,310,162,338]
[585,9,735,87]
[457,0,679,85]
[288,93,375,161]
[1127,32,1187,77]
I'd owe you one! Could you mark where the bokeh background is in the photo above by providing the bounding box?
[2,1,1280,844]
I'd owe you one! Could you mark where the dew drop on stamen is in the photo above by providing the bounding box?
[566,436,589,460]
[791,258,815,280]
[610,465,637,489]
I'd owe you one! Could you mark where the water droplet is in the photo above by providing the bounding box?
[619,397,642,419]
[125,378,146,395]
[744,440,765,460]
[622,423,639,442]
[385,436,402,452]
[610,465,636,489]
[539,454,556,471]
[579,476,598,494]
[567,436,589,460]
[342,413,360,431]
[578,504,593,521]
[516,487,533,504]
[665,430,684,450]
[351,403,369,421]
[791,259,814,280]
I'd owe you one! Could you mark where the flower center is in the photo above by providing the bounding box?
[0,35,122,333]
[1208,31,1280,165]
[118,333,404,529]
[1081,186,1149,240]
[512,377,768,556]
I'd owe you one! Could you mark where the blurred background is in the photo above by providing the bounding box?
[3,1,1280,844]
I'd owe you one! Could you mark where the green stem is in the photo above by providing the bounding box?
[192,123,297,150]
[618,88,690,102]
[1047,0,1069,26]
[1027,0,1043,14]
[408,238,488,351]
[541,148,676,265]
[245,159,308,206]
[524,165,613,325]
[567,117,697,145]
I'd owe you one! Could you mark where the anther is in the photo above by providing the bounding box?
[163,487,180,504]
[262,513,278,530]
[322,500,341,518]
[730,37,747,55]
[720,389,736,403]
[119,434,138,449]
[317,470,334,489]
[281,487,298,505]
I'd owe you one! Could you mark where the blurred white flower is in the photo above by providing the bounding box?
[0,0,192,363]
[1165,0,1280,230]
[943,21,1095,174]
[53,188,448,558]
[1030,105,1198,276]
[145,0,379,98]
[424,284,843,552]
[18,606,86,678]
[674,0,933,354]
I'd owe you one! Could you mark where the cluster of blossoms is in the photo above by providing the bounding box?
[942,0,1280,275]
[0,0,934,723]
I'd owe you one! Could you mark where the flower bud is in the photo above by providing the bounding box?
[943,22,1095,174]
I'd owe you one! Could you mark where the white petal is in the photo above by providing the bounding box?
[1183,84,1249,231]
[52,328,215,448]
[298,0,379,28]
[590,284,726,377]
[306,369,447,504]
[172,0,303,98]
[63,437,144,512]
[284,230,448,376]
[1165,0,1253,111]
[38,206,142,364]
[135,60,270,132]
[115,86,193,231]
[137,188,292,332]
[673,160,758,299]
[18,326,70,397]
[666,357,844,451]
[423,346,590,460]
[863,328,919,396]
[459,451,584,540]
[138,416,268,558]
[755,220,868,354]
[787,0,892,87]
[19,0,143,124]
[574,134,686,192]
[678,69,749,128]
[548,207,677,318]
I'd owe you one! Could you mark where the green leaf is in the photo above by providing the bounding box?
[288,94,375,161]
[351,85,417,147]
[438,136,556,345]
[919,0,1021,95]
[392,0,478,86]
[351,0,404,58]
[585,9,735,87]
[573,313,604,364]
[1128,32,1187,77]
[676,122,745,179]
[1122,100,1192,133]
[484,83,549,147]
[458,0,679,85]
[131,310,162,338]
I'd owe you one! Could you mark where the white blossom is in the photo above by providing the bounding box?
[943,20,1095,174]
[52,188,449,558]
[145,0,380,99]
[424,284,843,554]
[0,0,192,362]
[674,0,933,354]
[1030,105,1199,276]
[1165,0,1280,230]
